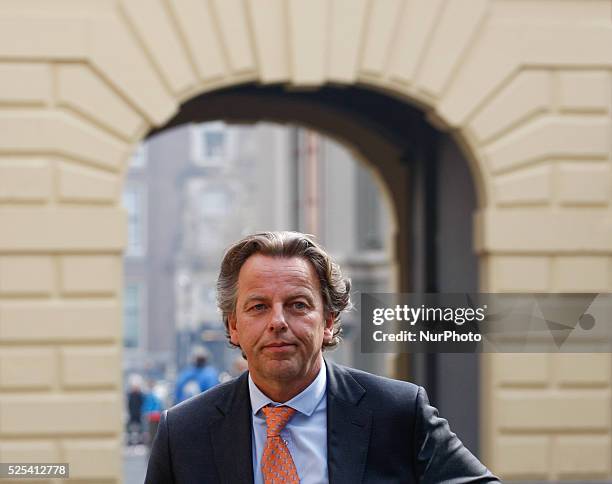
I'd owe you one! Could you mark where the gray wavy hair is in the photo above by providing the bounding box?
[216,231,352,349]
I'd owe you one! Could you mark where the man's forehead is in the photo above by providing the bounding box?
[237,254,319,289]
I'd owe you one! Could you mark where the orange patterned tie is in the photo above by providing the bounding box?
[261,405,300,483]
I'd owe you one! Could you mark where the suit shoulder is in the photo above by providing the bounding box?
[337,364,421,404]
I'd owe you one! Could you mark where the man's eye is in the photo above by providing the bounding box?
[293,301,307,310]
[250,303,266,311]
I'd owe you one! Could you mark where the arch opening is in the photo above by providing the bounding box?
[126,83,483,457]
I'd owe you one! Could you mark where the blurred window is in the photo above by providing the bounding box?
[124,283,144,348]
[194,122,225,165]
[123,186,147,257]
[200,187,229,217]
[129,142,147,169]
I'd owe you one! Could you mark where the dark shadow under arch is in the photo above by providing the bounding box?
[153,83,433,161]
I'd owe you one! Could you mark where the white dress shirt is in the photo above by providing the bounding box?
[249,359,328,484]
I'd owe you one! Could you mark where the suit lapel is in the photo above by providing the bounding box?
[326,361,372,484]
[210,373,254,484]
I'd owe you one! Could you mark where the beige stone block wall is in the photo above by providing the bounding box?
[0,5,128,475]
[56,65,145,141]
[0,0,610,481]
[0,348,57,390]
[0,160,53,202]
[121,0,198,97]
[61,346,120,389]
[58,162,119,203]
[246,0,290,83]
[168,0,228,82]
[288,0,328,85]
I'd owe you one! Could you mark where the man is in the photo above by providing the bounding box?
[145,231,500,483]
[126,374,144,446]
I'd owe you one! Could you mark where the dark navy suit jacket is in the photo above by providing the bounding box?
[145,360,500,483]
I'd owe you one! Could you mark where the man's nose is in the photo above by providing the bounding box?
[268,304,288,331]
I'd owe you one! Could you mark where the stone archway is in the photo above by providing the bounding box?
[0,1,611,480]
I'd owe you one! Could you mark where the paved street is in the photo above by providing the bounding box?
[124,445,148,484]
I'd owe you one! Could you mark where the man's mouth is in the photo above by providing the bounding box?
[263,342,295,350]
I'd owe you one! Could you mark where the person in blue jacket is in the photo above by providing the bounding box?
[174,346,219,404]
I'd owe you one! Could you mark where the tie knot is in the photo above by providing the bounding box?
[261,405,296,436]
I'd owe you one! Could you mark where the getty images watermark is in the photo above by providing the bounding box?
[361,293,612,353]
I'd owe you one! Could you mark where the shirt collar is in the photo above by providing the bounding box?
[248,358,327,417]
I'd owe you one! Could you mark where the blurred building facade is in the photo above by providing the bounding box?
[123,122,393,384]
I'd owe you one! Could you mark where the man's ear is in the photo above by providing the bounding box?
[322,312,335,345]
[228,312,239,346]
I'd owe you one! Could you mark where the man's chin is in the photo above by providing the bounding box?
[259,360,301,381]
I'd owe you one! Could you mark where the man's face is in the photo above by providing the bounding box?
[228,254,333,393]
